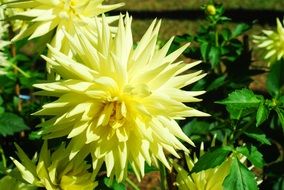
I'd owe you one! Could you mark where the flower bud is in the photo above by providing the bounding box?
[206,4,216,15]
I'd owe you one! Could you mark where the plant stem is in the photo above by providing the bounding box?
[0,145,7,169]
[126,177,140,190]
[10,61,30,78]
[159,161,167,190]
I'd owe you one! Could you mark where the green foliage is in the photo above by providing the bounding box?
[223,157,258,190]
[256,103,269,127]
[0,113,28,136]
[244,128,271,145]
[191,146,233,173]
[103,177,126,190]
[217,89,262,119]
[236,145,264,168]
[173,1,283,189]
[267,60,284,97]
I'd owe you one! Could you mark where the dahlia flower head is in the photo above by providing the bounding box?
[0,0,26,32]
[172,142,232,190]
[34,14,208,182]
[0,175,36,190]
[4,0,124,54]
[172,141,262,190]
[11,142,97,190]
[253,18,284,65]
[0,3,10,75]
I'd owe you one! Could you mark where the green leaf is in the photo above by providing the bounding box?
[275,108,284,128]
[14,54,30,62]
[231,23,250,38]
[145,163,158,173]
[0,107,4,115]
[256,103,269,127]
[223,157,258,190]
[278,96,284,107]
[216,89,262,119]
[221,28,231,41]
[182,119,211,136]
[200,42,209,60]
[0,96,3,106]
[207,75,227,91]
[191,146,232,173]
[273,176,284,190]
[0,113,29,136]
[209,46,221,68]
[236,145,264,168]
[28,131,42,140]
[244,128,271,145]
[267,60,284,97]
[103,177,126,190]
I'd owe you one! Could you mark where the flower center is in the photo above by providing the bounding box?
[98,100,127,129]
[58,0,78,19]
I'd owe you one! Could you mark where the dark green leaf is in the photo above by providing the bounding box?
[209,46,221,68]
[236,145,264,168]
[244,128,271,145]
[275,108,284,128]
[104,178,126,190]
[223,157,258,190]
[0,96,3,106]
[256,103,269,127]
[14,54,30,62]
[232,23,250,38]
[207,75,227,91]
[221,46,230,55]
[221,28,231,41]
[267,60,284,97]
[279,96,284,107]
[0,107,4,115]
[145,163,158,173]
[200,42,209,60]
[0,113,29,136]
[273,176,284,190]
[191,146,232,173]
[216,89,262,119]
[182,119,211,136]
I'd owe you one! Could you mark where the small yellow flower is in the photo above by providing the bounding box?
[253,18,284,65]
[5,0,124,53]
[206,4,216,15]
[11,142,97,190]
[34,14,208,182]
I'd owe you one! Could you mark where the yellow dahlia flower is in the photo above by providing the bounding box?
[0,175,37,190]
[11,142,97,190]
[0,3,10,75]
[5,0,124,53]
[0,0,25,32]
[34,15,208,182]
[253,18,284,65]
[173,141,262,190]
[173,143,232,190]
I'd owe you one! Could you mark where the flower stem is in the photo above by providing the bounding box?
[0,145,7,169]
[126,177,140,190]
[159,161,167,190]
